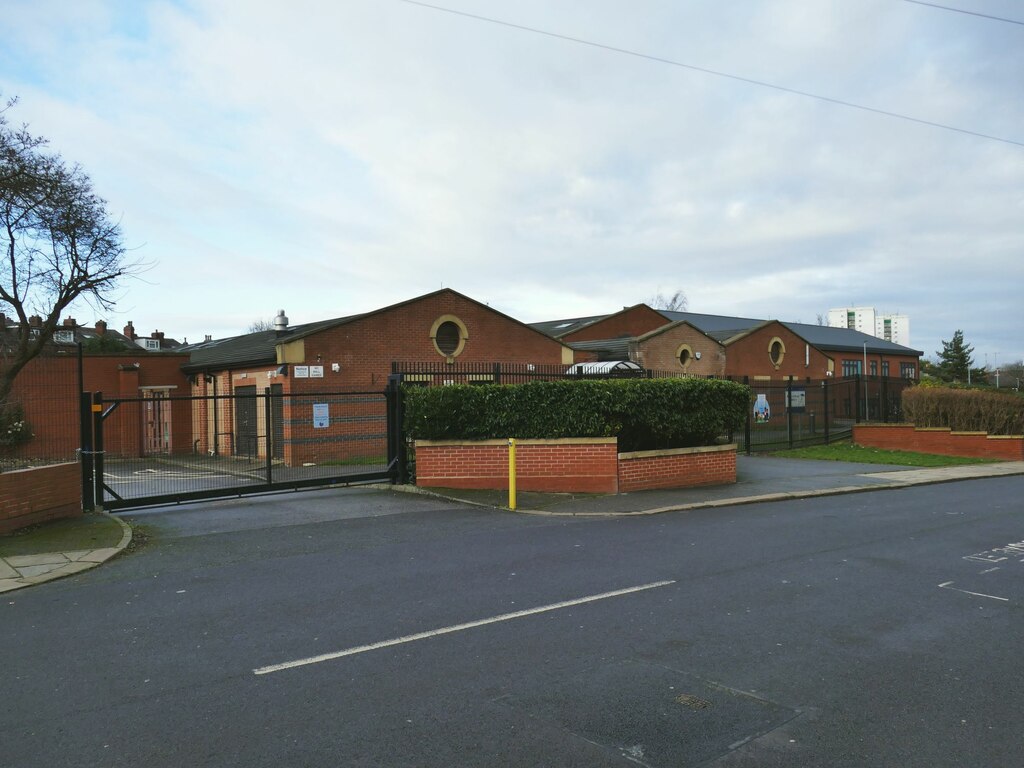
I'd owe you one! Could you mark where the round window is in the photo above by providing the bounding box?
[677,344,693,369]
[769,337,785,367]
[430,315,468,359]
[435,321,461,355]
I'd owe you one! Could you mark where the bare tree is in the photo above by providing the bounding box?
[0,96,143,403]
[248,318,274,333]
[647,289,688,312]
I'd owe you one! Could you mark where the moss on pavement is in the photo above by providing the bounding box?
[0,513,125,557]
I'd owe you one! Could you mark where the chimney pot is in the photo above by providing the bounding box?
[63,317,76,327]
[123,321,136,339]
[95,320,107,336]
[204,334,212,343]
[152,330,164,340]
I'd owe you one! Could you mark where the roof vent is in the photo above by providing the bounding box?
[274,309,289,331]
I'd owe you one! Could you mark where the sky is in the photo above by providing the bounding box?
[2,0,1022,365]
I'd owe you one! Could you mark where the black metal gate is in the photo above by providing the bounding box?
[81,381,407,512]
[737,375,911,453]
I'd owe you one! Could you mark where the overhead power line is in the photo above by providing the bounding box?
[397,0,1023,149]
[901,0,1024,26]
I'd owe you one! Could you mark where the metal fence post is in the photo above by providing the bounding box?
[263,388,273,484]
[91,392,104,510]
[80,391,94,512]
[822,380,831,445]
[855,374,862,423]
[744,376,751,455]
[787,378,794,449]
[386,374,408,485]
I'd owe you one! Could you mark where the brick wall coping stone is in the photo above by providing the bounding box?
[860,423,1022,438]
[415,437,614,447]
[619,444,736,460]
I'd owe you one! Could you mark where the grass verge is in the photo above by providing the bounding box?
[0,513,125,557]
[771,441,994,467]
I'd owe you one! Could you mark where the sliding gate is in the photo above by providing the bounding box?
[81,382,407,511]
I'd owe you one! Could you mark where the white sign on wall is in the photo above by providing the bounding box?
[313,403,330,428]
[309,365,324,378]
[293,365,309,378]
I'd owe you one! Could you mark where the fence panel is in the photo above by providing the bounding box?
[94,389,392,510]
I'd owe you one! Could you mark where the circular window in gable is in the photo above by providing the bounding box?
[676,343,694,370]
[768,337,786,369]
[431,315,468,359]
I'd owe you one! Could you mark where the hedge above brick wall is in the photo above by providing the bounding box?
[404,377,750,452]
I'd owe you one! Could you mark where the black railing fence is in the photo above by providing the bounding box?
[80,388,394,511]
[391,364,913,454]
[739,375,912,452]
[71,363,914,509]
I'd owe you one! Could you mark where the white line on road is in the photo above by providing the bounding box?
[253,579,676,676]
[938,581,1009,602]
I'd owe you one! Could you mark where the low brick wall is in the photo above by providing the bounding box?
[0,463,81,534]
[415,438,619,493]
[854,424,1024,460]
[618,444,737,493]
[414,439,737,495]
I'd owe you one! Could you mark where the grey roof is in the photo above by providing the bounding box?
[661,311,922,355]
[779,321,922,356]
[659,310,765,334]
[567,338,632,360]
[529,313,609,339]
[183,288,573,372]
[181,316,353,371]
[538,306,922,358]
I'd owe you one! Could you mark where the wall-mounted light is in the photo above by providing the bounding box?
[331,363,340,373]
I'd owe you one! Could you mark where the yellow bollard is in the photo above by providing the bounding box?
[508,438,517,511]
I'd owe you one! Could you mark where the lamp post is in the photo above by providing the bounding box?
[862,341,868,421]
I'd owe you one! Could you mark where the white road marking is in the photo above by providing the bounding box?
[938,581,1009,602]
[253,580,676,676]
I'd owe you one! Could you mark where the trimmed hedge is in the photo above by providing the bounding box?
[403,378,750,452]
[902,386,1024,435]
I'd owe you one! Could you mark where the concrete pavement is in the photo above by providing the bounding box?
[397,455,1024,515]
[0,512,132,593]
[2,456,1022,592]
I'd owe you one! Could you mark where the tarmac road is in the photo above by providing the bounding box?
[2,475,1023,766]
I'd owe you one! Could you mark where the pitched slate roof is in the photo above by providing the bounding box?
[181,317,354,372]
[779,321,922,355]
[567,337,632,360]
[182,288,574,372]
[528,313,611,340]
[535,306,922,357]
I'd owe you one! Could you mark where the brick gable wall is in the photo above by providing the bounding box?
[560,305,668,343]
[633,325,726,376]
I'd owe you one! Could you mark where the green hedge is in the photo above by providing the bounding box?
[403,378,751,452]
[902,386,1024,435]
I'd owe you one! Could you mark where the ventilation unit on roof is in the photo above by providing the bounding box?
[274,309,289,331]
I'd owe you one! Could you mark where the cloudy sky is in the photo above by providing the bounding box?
[3,0,1022,365]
